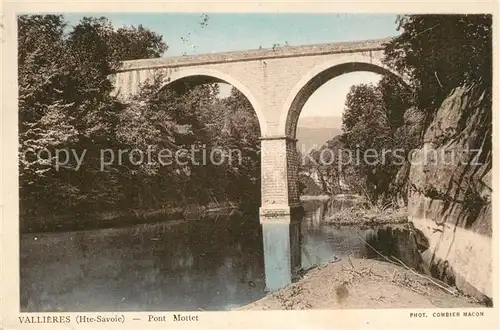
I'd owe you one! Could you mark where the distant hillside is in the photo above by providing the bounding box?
[297,116,343,129]
[296,116,343,153]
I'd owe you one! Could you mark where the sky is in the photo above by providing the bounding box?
[63,13,400,118]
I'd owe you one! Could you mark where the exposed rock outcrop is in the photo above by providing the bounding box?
[392,106,426,208]
[406,82,492,302]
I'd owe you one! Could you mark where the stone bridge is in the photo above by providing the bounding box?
[113,37,404,290]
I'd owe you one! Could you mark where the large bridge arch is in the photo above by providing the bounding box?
[160,68,267,136]
[113,41,410,292]
[279,54,409,138]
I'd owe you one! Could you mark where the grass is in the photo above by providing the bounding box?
[324,203,408,227]
[300,195,331,201]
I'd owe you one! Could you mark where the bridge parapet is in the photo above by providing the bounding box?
[118,37,394,72]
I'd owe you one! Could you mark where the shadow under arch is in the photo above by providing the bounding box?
[281,59,409,138]
[161,68,266,136]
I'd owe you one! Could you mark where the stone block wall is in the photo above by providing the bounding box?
[260,138,290,213]
[286,139,300,207]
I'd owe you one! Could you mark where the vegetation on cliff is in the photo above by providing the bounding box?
[304,14,492,207]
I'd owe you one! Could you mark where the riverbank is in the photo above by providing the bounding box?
[238,258,482,310]
[300,194,331,201]
[20,201,247,234]
[300,194,365,202]
[325,206,408,227]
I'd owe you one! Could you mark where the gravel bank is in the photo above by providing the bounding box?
[238,258,481,310]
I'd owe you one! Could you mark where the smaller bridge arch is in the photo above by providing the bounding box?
[280,54,409,138]
[161,68,267,136]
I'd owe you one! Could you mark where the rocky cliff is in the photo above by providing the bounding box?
[406,82,492,302]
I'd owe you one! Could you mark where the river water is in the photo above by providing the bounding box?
[20,197,419,312]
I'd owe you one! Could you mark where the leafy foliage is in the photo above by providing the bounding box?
[313,15,492,204]
[18,15,260,222]
[384,15,492,118]
[340,83,406,202]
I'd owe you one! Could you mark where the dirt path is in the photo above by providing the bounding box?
[238,258,481,310]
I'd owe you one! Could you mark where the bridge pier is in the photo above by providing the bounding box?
[259,136,303,291]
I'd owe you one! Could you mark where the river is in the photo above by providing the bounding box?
[20,197,420,312]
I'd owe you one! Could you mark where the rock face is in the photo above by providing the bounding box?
[392,107,426,208]
[407,83,492,301]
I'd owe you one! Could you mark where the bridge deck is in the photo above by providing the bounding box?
[119,37,393,72]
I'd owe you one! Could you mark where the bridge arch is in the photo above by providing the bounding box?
[280,54,408,138]
[161,68,266,136]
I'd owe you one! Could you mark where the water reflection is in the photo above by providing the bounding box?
[301,197,368,268]
[20,196,420,312]
[300,197,422,271]
[20,212,266,312]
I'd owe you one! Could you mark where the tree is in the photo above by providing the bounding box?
[340,83,400,202]
[336,14,492,205]
[110,25,167,61]
[18,15,168,217]
[383,15,492,121]
[18,14,264,225]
